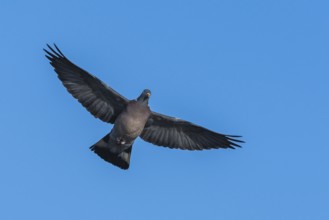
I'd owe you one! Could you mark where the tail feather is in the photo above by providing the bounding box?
[90,133,132,170]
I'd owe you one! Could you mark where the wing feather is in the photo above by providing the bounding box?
[44,44,128,123]
[141,112,244,150]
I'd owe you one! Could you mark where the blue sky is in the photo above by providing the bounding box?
[1,0,328,219]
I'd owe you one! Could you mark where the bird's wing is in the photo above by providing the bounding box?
[140,112,244,150]
[44,44,128,124]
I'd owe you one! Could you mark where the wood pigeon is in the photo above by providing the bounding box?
[44,44,244,170]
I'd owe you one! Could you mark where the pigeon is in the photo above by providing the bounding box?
[44,44,244,170]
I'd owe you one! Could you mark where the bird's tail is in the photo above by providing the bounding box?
[90,133,132,170]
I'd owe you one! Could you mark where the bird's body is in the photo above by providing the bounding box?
[44,44,244,170]
[115,101,151,140]
[108,100,151,153]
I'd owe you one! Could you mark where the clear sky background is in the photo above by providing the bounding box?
[1,0,328,219]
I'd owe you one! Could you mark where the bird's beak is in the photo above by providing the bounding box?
[146,92,151,97]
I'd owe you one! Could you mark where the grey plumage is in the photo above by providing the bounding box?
[44,44,244,170]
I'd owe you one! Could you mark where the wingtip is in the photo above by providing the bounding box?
[226,135,242,138]
[44,43,65,58]
[226,135,245,143]
[46,43,53,52]
[225,134,244,149]
[53,43,65,57]
[45,54,52,61]
[230,142,242,149]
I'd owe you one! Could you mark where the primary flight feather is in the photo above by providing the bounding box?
[44,44,244,170]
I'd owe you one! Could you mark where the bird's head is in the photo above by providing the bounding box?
[137,89,151,104]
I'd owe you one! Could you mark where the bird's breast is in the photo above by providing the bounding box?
[114,102,151,138]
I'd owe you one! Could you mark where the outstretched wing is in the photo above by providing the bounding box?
[44,44,128,123]
[140,112,244,150]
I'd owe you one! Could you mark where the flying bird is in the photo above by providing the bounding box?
[44,44,244,170]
